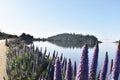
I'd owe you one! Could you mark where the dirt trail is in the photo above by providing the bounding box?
[0,40,8,80]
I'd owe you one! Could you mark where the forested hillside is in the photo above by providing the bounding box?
[47,33,99,44]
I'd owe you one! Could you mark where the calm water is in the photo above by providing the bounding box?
[33,41,118,78]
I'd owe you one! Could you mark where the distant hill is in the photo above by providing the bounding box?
[47,33,100,45]
[0,32,17,40]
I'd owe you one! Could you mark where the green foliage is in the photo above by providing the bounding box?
[0,32,17,39]
[19,33,34,44]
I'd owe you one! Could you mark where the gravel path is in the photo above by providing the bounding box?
[0,40,8,80]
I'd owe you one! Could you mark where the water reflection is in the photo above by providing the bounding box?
[48,41,96,48]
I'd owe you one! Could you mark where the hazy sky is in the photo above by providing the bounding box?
[0,0,120,42]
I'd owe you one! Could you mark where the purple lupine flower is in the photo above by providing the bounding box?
[109,59,113,74]
[43,47,47,57]
[32,44,35,52]
[60,53,63,61]
[62,57,65,68]
[76,44,89,80]
[55,51,58,59]
[54,58,62,80]
[65,59,73,80]
[112,41,120,80]
[100,52,108,80]
[49,65,54,80]
[89,42,99,80]
[63,58,67,73]
[52,50,56,59]
[74,61,77,77]
[35,47,39,53]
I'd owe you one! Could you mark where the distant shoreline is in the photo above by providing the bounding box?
[113,41,119,43]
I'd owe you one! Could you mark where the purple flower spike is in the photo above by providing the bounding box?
[63,58,67,73]
[100,52,108,80]
[109,59,113,74]
[74,61,77,77]
[60,53,63,61]
[54,58,62,80]
[65,59,73,80]
[89,42,99,80]
[112,41,120,80]
[76,44,89,80]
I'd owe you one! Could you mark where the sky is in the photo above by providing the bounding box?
[0,0,120,42]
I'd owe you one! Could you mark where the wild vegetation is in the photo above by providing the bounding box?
[6,39,120,80]
[0,32,17,40]
[19,33,34,44]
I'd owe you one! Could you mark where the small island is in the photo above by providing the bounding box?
[47,33,100,44]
